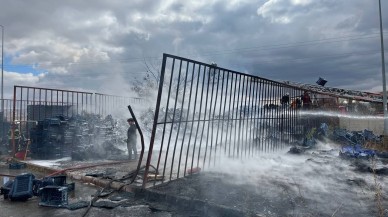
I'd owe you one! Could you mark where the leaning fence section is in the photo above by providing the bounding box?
[143,54,305,187]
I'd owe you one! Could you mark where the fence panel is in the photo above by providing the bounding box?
[143,54,304,187]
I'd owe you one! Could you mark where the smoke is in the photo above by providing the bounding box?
[201,141,387,216]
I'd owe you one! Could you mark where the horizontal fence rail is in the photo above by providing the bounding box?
[94,93,145,117]
[143,54,308,187]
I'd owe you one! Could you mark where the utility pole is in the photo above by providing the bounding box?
[378,0,388,142]
[0,25,3,119]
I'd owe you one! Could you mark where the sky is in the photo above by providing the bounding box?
[0,0,387,99]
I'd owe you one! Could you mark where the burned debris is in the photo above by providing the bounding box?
[0,173,74,207]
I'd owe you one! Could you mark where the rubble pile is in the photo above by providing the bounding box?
[289,121,387,160]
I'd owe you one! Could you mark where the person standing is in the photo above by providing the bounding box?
[302,91,312,109]
[281,93,290,105]
[126,118,137,160]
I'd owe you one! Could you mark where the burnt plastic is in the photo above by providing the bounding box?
[0,180,14,199]
[39,186,68,207]
[9,173,35,201]
[36,175,74,195]
[8,162,27,169]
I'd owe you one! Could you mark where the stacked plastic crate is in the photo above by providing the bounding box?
[42,118,63,159]
[30,118,67,159]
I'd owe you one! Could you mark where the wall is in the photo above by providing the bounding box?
[339,116,383,135]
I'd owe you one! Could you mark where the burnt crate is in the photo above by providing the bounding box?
[39,186,68,207]
[9,173,35,201]
[50,175,67,186]
[36,175,74,194]
[0,180,14,199]
[8,162,27,169]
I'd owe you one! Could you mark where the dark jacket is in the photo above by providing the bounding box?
[127,124,137,142]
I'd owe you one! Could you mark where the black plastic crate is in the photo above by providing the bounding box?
[0,180,14,199]
[9,173,35,201]
[42,175,66,187]
[39,186,68,207]
[8,162,27,170]
[66,182,75,192]
[38,175,74,193]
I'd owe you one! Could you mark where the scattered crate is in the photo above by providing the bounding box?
[39,186,68,207]
[8,173,35,201]
[0,180,14,199]
[8,162,27,169]
[34,175,75,196]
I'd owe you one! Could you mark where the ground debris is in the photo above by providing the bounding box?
[66,200,90,210]
[93,199,122,209]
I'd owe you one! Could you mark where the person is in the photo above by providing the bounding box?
[281,93,290,105]
[290,97,301,109]
[302,91,312,109]
[7,126,20,154]
[127,118,137,160]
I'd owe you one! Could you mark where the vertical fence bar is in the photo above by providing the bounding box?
[208,66,220,166]
[162,58,181,181]
[214,69,225,164]
[154,58,175,184]
[183,63,197,176]
[203,65,216,168]
[175,61,191,178]
[188,64,203,176]
[171,60,187,179]
[143,54,167,188]
[198,65,211,170]
[221,71,231,156]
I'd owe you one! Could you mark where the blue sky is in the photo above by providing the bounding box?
[4,56,43,75]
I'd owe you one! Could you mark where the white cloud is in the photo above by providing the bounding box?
[5,71,45,83]
[291,0,312,6]
[257,0,313,24]
[2,71,45,98]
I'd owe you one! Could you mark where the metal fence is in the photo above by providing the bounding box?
[7,85,145,156]
[0,99,14,149]
[94,93,145,117]
[143,54,307,187]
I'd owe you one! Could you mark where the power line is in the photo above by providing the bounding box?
[248,49,385,65]
[2,31,387,69]
[192,33,384,57]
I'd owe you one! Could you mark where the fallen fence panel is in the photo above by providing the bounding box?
[143,54,304,187]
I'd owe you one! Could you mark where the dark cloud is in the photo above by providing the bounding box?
[0,0,387,97]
